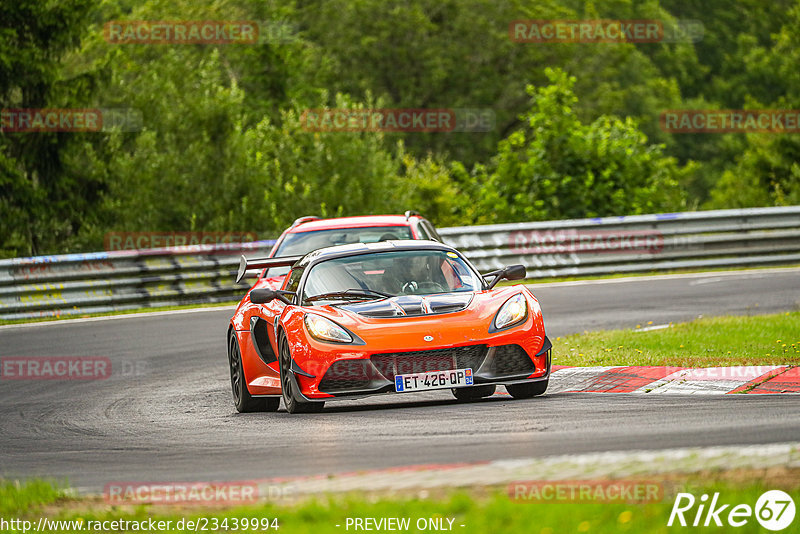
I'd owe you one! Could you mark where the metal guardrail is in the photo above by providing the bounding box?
[1,206,799,320]
[439,206,800,278]
[0,241,275,321]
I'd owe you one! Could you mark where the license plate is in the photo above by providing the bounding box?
[395,368,473,392]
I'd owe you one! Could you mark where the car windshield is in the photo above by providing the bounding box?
[265,226,414,278]
[302,250,484,305]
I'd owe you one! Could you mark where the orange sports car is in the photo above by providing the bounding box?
[227,240,551,413]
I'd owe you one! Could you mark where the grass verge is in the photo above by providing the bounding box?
[2,471,799,534]
[552,311,800,368]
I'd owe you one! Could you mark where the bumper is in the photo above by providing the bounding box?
[285,336,552,403]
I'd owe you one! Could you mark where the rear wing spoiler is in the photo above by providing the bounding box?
[236,255,303,284]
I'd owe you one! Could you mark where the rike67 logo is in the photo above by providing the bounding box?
[668,490,796,531]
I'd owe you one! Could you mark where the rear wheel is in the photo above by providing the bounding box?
[452,385,496,401]
[278,335,324,414]
[506,380,548,399]
[228,334,279,413]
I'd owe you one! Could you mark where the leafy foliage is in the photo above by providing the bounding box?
[1,0,798,257]
[477,69,688,222]
[0,0,99,257]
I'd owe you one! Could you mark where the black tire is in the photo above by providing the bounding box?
[506,380,548,399]
[452,385,496,401]
[278,335,324,414]
[228,334,280,413]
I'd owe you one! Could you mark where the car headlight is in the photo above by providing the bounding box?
[304,314,353,343]
[493,293,528,330]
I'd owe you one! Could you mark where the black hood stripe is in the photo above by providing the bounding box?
[339,293,473,317]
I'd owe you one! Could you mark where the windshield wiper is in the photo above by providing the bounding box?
[306,288,395,302]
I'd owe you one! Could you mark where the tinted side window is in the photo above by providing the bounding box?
[415,222,431,240]
[284,267,304,293]
[422,220,442,241]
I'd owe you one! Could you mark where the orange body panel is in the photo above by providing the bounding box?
[232,280,548,399]
[228,228,548,406]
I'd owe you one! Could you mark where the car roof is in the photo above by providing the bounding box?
[295,239,455,268]
[289,214,421,233]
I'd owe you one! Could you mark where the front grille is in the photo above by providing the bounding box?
[318,360,373,392]
[492,344,535,376]
[371,345,488,380]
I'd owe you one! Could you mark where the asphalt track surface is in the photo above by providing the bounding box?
[0,268,799,491]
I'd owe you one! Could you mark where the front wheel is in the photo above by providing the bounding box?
[229,334,279,413]
[506,380,548,399]
[452,385,496,401]
[278,335,324,414]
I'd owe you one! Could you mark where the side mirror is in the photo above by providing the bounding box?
[250,288,295,305]
[484,264,527,289]
[504,264,526,281]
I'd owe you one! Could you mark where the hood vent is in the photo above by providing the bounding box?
[339,293,473,318]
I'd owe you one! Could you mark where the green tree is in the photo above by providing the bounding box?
[222,96,406,234]
[72,0,321,245]
[395,151,471,228]
[656,0,796,205]
[0,0,99,257]
[477,68,690,222]
[295,0,695,170]
[295,0,572,168]
[705,3,800,208]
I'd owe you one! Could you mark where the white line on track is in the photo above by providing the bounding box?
[3,266,798,330]
[0,305,236,331]
[526,266,800,289]
[688,276,724,285]
[635,323,672,332]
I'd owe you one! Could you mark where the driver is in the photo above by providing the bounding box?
[395,253,448,294]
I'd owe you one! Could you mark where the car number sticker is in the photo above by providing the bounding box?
[395,368,473,392]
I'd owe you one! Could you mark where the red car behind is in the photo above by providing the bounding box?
[258,212,442,288]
